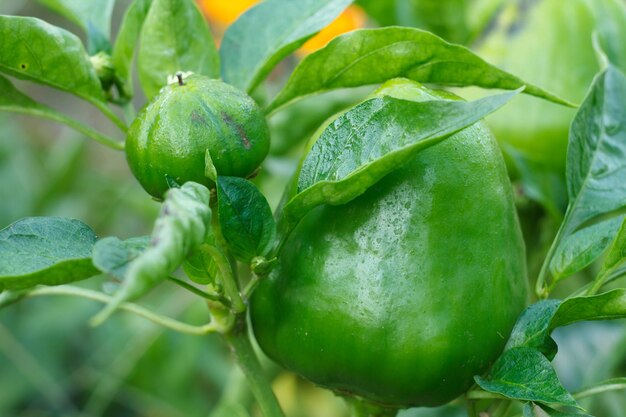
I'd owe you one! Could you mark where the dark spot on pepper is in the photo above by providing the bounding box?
[191,110,210,127]
[221,112,251,149]
[20,63,26,70]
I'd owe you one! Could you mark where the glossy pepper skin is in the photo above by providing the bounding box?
[126,74,270,198]
[250,79,528,408]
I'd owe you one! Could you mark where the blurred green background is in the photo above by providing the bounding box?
[1,0,625,416]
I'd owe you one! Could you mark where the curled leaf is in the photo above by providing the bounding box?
[91,182,211,325]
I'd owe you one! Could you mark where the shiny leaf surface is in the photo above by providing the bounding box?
[283,89,519,225]
[475,347,579,408]
[268,27,573,112]
[217,176,276,263]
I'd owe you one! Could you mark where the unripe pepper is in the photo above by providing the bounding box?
[250,79,528,408]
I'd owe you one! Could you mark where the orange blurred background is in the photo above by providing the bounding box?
[197,0,366,54]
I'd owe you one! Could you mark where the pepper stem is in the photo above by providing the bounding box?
[223,315,286,417]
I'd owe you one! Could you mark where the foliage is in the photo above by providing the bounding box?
[1,0,626,417]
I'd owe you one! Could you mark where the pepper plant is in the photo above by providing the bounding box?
[1,1,626,417]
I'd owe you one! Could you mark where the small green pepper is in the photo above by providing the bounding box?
[126,73,270,199]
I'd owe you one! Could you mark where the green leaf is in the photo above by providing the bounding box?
[93,235,223,297]
[267,27,574,112]
[137,0,219,100]
[0,16,105,103]
[112,0,153,99]
[562,65,626,235]
[183,246,218,286]
[550,289,626,329]
[217,177,276,263]
[479,290,626,410]
[505,289,626,350]
[505,300,561,360]
[92,236,150,280]
[39,0,116,53]
[475,347,579,409]
[220,0,353,92]
[283,89,519,225]
[549,216,625,282]
[537,65,626,296]
[92,182,212,324]
[0,74,124,150]
[503,290,626,360]
[0,217,99,290]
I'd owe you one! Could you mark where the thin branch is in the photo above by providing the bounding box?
[574,378,626,399]
[25,286,219,336]
[6,107,125,151]
[167,276,230,306]
[91,99,128,133]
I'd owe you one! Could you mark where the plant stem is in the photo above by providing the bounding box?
[91,98,128,132]
[574,377,626,399]
[535,212,570,299]
[586,271,610,296]
[12,107,125,150]
[207,188,284,417]
[243,274,261,300]
[223,315,285,417]
[202,245,246,313]
[25,286,219,335]
[167,276,231,306]
[575,270,626,298]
